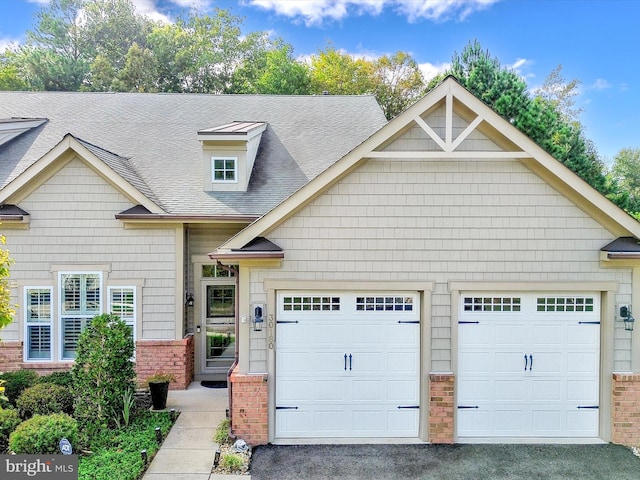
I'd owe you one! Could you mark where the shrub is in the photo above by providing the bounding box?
[71,314,135,439]
[38,371,73,387]
[0,409,21,452]
[9,413,77,454]
[214,418,231,445]
[0,370,39,405]
[16,383,74,419]
[220,453,245,471]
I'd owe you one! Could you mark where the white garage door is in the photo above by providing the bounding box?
[458,293,600,439]
[275,292,420,439]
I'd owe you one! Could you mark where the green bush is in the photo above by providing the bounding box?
[214,418,231,445]
[220,453,245,471]
[0,409,21,452]
[78,411,173,480]
[0,370,39,405]
[38,371,73,387]
[71,314,135,442]
[9,413,78,454]
[16,383,74,419]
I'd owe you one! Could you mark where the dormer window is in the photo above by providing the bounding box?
[212,157,238,183]
[198,121,267,193]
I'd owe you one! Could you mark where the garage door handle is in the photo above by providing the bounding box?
[524,354,528,371]
[529,354,533,371]
[344,354,347,371]
[349,354,353,371]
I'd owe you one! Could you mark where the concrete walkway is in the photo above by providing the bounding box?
[142,381,249,480]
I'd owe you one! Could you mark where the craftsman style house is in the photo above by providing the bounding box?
[1,78,640,446]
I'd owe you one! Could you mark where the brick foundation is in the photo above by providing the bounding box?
[429,373,455,444]
[612,373,640,446]
[135,335,195,390]
[230,367,268,446]
[0,342,72,375]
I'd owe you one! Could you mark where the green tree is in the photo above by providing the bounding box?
[234,44,311,94]
[372,51,425,119]
[19,0,90,90]
[440,40,607,196]
[112,43,157,92]
[71,314,135,437]
[82,0,152,71]
[610,148,640,214]
[310,46,374,95]
[0,58,28,91]
[0,234,15,331]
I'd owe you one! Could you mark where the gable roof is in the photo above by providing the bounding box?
[214,76,640,252]
[0,133,164,213]
[0,118,47,148]
[0,92,386,216]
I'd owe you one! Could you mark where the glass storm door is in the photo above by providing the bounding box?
[202,282,236,373]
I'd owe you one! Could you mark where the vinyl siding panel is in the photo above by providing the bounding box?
[7,157,178,344]
[247,156,631,372]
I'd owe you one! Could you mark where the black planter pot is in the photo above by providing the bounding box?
[149,381,170,410]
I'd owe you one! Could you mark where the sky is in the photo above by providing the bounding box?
[0,0,638,161]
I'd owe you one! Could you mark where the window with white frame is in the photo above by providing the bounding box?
[25,287,52,360]
[60,272,101,360]
[211,157,237,182]
[109,286,136,341]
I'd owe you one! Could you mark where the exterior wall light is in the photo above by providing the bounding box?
[252,304,264,332]
[186,293,194,307]
[619,305,635,332]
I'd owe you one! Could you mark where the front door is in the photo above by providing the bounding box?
[201,281,236,374]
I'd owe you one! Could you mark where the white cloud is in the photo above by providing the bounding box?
[25,0,50,4]
[0,37,20,53]
[246,0,499,26]
[418,61,450,81]
[130,0,214,24]
[590,78,611,90]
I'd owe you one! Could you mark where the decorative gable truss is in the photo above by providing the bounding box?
[214,76,640,254]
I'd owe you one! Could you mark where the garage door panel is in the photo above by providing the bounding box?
[567,410,599,435]
[386,409,420,436]
[459,351,492,374]
[529,352,563,374]
[566,379,598,402]
[277,351,315,374]
[495,352,530,374]
[278,380,314,403]
[387,351,419,375]
[276,291,420,439]
[388,380,419,402]
[566,352,599,374]
[459,324,494,347]
[495,325,527,346]
[314,379,350,402]
[458,292,600,439]
[532,325,563,346]
[494,379,527,401]
[567,325,599,346]
[458,379,492,402]
[494,409,526,433]
[531,380,562,401]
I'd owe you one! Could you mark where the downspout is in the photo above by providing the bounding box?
[217,260,239,438]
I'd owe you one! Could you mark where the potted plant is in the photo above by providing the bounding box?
[147,372,176,410]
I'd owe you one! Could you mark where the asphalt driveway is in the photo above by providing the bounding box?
[250,444,639,480]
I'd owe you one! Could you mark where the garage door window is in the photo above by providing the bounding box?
[356,296,413,311]
[463,296,521,312]
[282,296,341,311]
[536,296,594,312]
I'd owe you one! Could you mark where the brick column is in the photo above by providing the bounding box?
[135,335,195,390]
[229,367,268,446]
[612,373,640,445]
[429,373,455,444]
[0,341,23,372]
